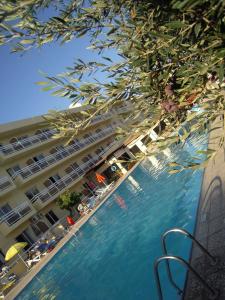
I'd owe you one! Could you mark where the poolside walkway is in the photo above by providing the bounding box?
[5,162,140,300]
[184,117,225,300]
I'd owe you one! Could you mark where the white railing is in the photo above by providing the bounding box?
[0,105,129,158]
[31,142,117,204]
[91,112,112,123]
[0,111,113,158]
[12,126,114,180]
[0,201,32,226]
[0,129,58,156]
[0,176,14,192]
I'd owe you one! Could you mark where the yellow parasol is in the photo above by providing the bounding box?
[5,242,28,265]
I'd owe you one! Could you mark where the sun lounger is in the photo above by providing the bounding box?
[26,254,41,267]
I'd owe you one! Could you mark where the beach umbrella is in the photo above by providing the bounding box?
[5,242,27,261]
[67,216,75,226]
[95,172,106,185]
[5,242,28,268]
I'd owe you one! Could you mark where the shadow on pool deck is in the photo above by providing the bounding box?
[184,118,225,300]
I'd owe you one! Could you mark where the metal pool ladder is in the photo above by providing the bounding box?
[153,227,220,300]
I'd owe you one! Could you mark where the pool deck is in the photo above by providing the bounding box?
[184,117,225,300]
[6,162,140,300]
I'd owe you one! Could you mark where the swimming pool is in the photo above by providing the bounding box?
[16,135,207,300]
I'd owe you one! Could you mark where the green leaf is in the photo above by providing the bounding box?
[20,39,33,44]
[165,21,186,29]
[107,27,119,36]
[218,63,224,83]
[42,85,55,91]
[77,29,89,37]
[35,81,49,85]
[194,23,201,37]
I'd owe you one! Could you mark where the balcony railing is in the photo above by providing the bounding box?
[0,105,130,158]
[31,142,116,204]
[12,126,114,181]
[0,202,32,226]
[0,176,14,193]
[90,112,112,123]
[0,129,58,157]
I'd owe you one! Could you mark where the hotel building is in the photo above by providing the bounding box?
[0,103,142,263]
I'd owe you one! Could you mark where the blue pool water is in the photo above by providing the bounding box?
[16,135,207,300]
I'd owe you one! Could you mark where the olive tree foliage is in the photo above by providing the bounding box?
[1,0,225,172]
[57,190,82,214]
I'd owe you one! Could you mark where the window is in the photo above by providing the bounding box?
[42,128,51,133]
[55,145,64,152]
[7,165,21,177]
[25,187,39,201]
[72,162,79,169]
[15,229,34,249]
[18,135,28,141]
[0,204,12,219]
[45,210,59,225]
[83,182,93,193]
[0,204,19,226]
[30,224,42,237]
[0,249,5,267]
[49,174,61,183]
[32,221,49,234]
[95,149,101,155]
[49,147,57,154]
[65,166,73,174]
[36,128,50,135]
[33,154,45,162]
[82,156,89,163]
[9,137,26,150]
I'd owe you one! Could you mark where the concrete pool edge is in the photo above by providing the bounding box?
[6,161,141,300]
[184,117,225,299]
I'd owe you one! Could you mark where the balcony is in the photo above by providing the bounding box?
[0,176,15,196]
[11,127,114,183]
[0,202,35,235]
[0,129,58,159]
[0,105,130,161]
[31,143,116,209]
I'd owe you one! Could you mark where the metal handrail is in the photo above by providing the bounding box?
[154,255,219,300]
[161,228,217,294]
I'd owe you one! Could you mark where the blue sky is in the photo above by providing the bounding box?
[0,36,117,124]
